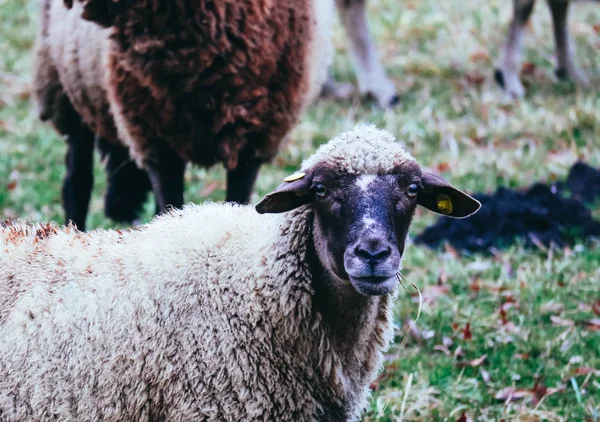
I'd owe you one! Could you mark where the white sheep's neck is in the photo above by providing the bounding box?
[308,244,394,417]
[269,207,394,420]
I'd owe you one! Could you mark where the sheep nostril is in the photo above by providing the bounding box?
[355,244,392,261]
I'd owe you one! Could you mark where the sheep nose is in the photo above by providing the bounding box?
[355,240,392,261]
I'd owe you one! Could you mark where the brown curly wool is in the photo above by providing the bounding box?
[34,0,333,168]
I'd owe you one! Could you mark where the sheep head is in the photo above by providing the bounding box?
[256,125,480,296]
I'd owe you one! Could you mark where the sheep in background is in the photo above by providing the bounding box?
[321,0,399,108]
[33,0,335,231]
[495,0,594,98]
[0,125,480,421]
[95,0,400,230]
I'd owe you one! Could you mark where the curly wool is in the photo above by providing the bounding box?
[0,208,389,421]
[301,123,415,174]
[0,126,412,421]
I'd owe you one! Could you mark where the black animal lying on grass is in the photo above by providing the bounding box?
[415,162,600,253]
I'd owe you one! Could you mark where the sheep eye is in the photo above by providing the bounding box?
[407,183,419,197]
[314,184,328,197]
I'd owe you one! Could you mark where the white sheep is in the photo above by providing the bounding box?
[0,125,480,421]
[33,0,335,230]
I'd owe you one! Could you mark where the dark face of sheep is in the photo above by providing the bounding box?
[255,162,480,296]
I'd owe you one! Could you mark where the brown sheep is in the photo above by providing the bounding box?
[33,0,334,230]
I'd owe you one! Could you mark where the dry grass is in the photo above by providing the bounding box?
[0,0,599,420]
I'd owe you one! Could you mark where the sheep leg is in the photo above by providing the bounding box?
[335,0,399,108]
[145,145,186,214]
[494,0,537,99]
[62,123,95,231]
[547,0,589,85]
[225,154,263,204]
[97,138,153,223]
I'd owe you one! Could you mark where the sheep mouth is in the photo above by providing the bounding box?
[348,275,399,296]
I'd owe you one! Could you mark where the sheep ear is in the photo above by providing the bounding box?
[255,172,313,214]
[417,172,481,218]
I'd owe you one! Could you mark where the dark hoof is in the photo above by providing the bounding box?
[388,95,401,108]
[362,92,400,109]
[494,68,505,88]
[555,67,568,81]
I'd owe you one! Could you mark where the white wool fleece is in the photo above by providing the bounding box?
[301,123,416,174]
[0,125,418,421]
[1,206,323,420]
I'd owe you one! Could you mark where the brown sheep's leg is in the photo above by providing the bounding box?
[145,144,186,215]
[547,0,589,85]
[494,0,537,98]
[97,137,152,223]
[62,123,95,231]
[225,154,264,204]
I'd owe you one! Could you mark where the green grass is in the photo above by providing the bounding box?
[1,0,599,420]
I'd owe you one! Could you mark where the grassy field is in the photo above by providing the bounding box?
[1,0,599,420]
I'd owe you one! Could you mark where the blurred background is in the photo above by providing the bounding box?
[1,0,599,420]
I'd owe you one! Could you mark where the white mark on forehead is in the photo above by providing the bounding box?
[362,217,376,229]
[356,174,377,192]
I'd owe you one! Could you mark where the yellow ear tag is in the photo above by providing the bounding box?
[283,172,305,182]
[437,194,453,215]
